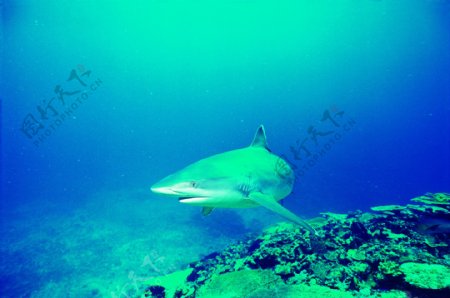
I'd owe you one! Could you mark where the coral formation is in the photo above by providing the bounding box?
[399,262,450,290]
[139,193,450,297]
[411,193,450,206]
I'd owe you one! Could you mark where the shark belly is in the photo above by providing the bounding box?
[179,195,258,208]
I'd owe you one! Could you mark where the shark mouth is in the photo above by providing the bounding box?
[178,197,208,203]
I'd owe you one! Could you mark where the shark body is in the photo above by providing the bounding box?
[151,125,315,234]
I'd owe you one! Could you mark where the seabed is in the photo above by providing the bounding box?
[1,192,449,297]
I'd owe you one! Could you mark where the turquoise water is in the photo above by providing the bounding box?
[1,0,449,297]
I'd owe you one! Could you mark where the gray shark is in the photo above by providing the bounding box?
[151,125,316,234]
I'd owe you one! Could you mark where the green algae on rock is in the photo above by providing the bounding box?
[247,283,354,298]
[142,268,194,298]
[370,205,406,215]
[378,261,401,277]
[399,262,450,290]
[196,269,282,298]
[196,270,354,298]
[411,192,450,205]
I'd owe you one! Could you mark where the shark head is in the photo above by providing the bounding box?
[151,172,238,204]
[150,150,263,207]
[151,125,316,234]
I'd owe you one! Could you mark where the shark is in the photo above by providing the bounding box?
[151,125,316,234]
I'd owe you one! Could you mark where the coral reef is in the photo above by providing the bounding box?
[139,193,450,297]
[399,262,450,290]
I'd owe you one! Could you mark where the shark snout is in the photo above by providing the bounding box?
[151,179,199,197]
[151,185,178,195]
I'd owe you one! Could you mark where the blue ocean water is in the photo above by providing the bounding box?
[1,0,449,297]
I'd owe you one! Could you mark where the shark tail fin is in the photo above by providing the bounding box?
[251,125,269,150]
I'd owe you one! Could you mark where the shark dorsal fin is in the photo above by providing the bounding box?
[250,125,269,150]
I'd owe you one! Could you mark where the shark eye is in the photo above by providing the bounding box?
[191,181,197,188]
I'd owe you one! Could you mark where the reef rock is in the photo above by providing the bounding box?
[140,193,450,297]
[399,262,450,290]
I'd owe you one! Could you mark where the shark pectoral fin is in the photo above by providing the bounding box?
[201,207,214,216]
[249,192,317,235]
